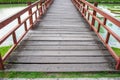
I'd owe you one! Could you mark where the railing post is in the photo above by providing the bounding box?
[28,2,33,26]
[75,0,78,9]
[42,1,47,14]
[77,0,80,8]
[84,5,88,16]
[116,59,120,70]
[24,21,27,31]
[43,3,46,14]
[47,0,50,8]
[40,1,43,16]
[97,23,101,32]
[12,32,17,44]
[44,0,47,10]
[18,16,21,24]
[36,4,40,18]
[0,54,4,70]
[91,2,98,30]
[103,18,110,44]
[82,1,85,15]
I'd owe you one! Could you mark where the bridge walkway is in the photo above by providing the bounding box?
[5,0,116,72]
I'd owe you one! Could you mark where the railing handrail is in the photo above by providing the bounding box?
[72,0,120,70]
[0,0,39,29]
[78,0,120,43]
[0,0,53,70]
[0,0,41,45]
[82,0,120,27]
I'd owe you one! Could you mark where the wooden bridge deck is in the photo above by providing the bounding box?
[5,0,116,72]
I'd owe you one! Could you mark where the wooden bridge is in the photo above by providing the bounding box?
[0,0,120,72]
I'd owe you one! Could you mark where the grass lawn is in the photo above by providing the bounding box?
[112,47,120,56]
[0,4,26,8]
[88,0,120,3]
[0,72,120,78]
[0,0,37,3]
[0,45,12,57]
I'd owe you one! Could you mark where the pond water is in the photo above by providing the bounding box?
[0,4,26,21]
[99,4,120,20]
[0,4,26,46]
[0,4,120,48]
[98,4,120,48]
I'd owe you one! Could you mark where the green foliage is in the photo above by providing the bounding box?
[0,45,12,57]
[112,47,120,56]
[87,0,120,3]
[0,0,37,3]
[99,26,105,33]
[108,7,120,14]
[0,4,26,8]
[0,72,120,78]
[0,0,120,3]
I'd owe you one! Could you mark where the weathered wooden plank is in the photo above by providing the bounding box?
[39,24,86,27]
[12,50,110,56]
[29,34,95,37]
[33,29,90,32]
[30,31,95,34]
[17,45,106,50]
[7,56,114,63]
[34,28,90,31]
[33,30,90,32]
[42,16,82,19]
[38,26,88,29]
[39,22,85,26]
[42,16,84,22]
[27,37,96,41]
[46,11,79,14]
[28,35,95,39]
[5,64,115,72]
[20,40,99,46]
[42,18,83,21]
[40,19,83,23]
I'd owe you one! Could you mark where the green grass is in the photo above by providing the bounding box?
[108,8,120,14]
[112,47,120,56]
[88,0,120,3]
[0,0,37,3]
[0,4,26,8]
[0,45,12,57]
[107,6,120,14]
[99,4,120,7]
[108,9,120,11]
[0,0,119,3]
[0,72,120,78]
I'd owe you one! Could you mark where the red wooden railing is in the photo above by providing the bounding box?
[72,0,120,70]
[0,0,53,70]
